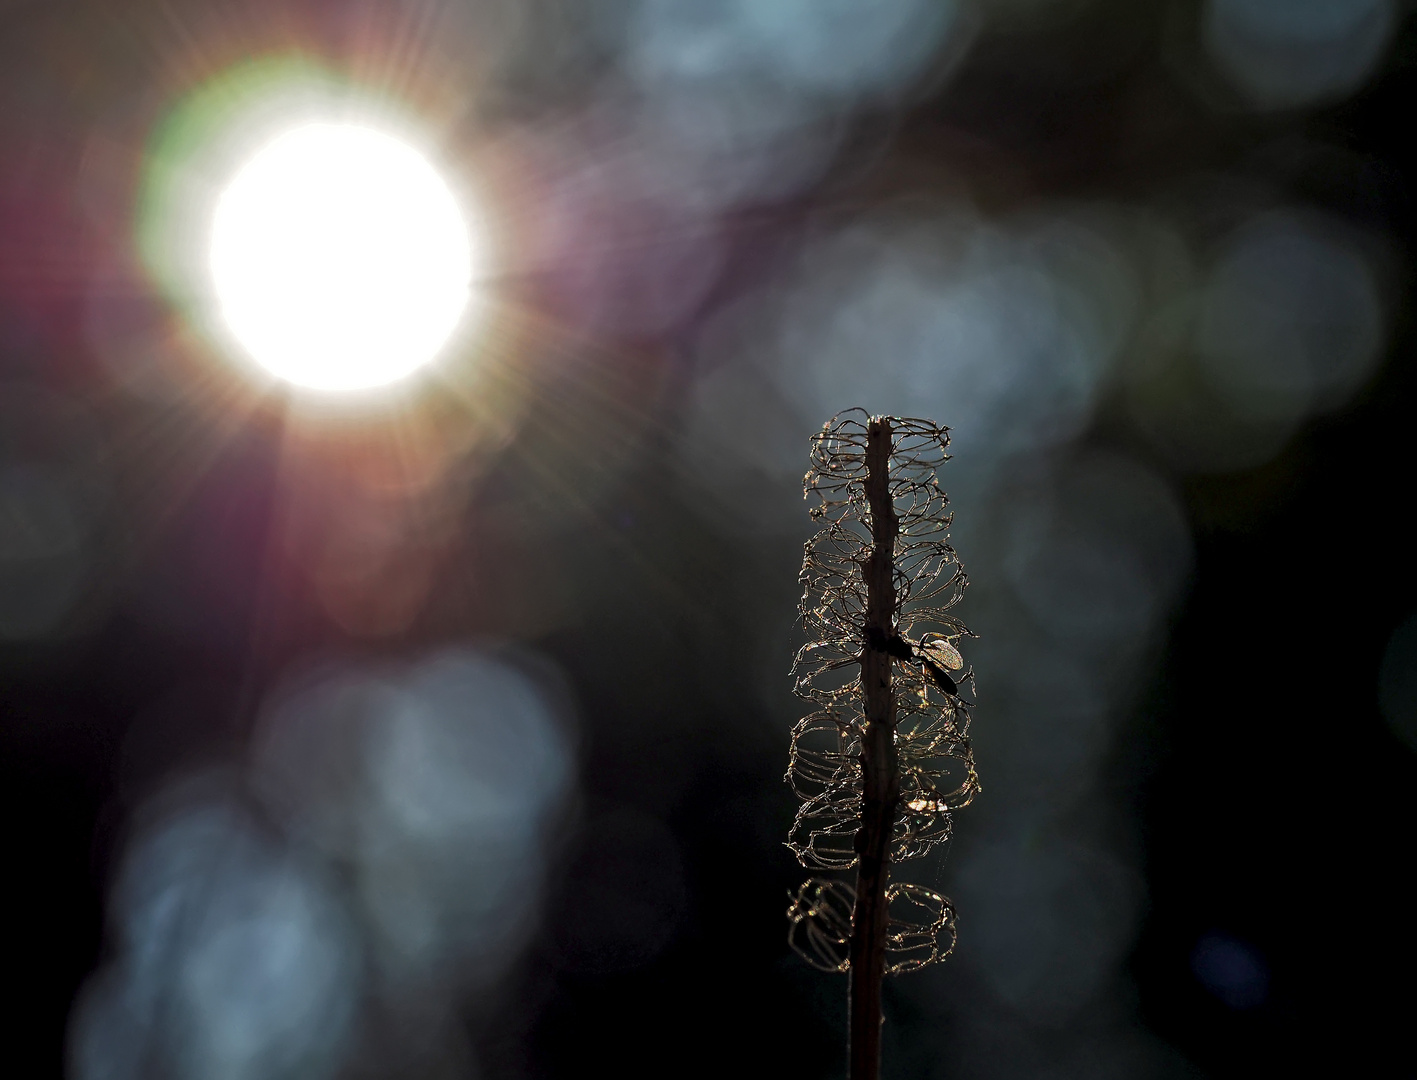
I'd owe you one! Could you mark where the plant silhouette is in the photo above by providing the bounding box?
[785,410,980,1080]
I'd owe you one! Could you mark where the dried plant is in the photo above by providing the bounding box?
[785,410,980,1080]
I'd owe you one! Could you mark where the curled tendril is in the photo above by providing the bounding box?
[787,878,855,973]
[785,879,960,975]
[786,409,979,976]
[883,883,958,974]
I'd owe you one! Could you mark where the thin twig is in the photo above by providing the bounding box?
[849,417,900,1080]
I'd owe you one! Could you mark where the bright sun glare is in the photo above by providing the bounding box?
[210,123,475,392]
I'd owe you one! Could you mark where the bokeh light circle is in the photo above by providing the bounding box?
[209,123,475,392]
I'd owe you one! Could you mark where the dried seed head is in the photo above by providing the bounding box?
[786,409,979,976]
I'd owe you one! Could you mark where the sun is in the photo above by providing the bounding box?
[209,123,476,393]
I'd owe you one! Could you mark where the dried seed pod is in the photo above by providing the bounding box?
[883,883,958,975]
[784,410,980,1080]
[786,878,855,973]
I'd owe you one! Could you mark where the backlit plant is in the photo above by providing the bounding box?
[785,410,980,1080]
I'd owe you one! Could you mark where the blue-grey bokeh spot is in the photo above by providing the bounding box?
[1196,212,1383,424]
[1204,0,1396,109]
[1191,932,1270,1010]
[70,791,360,1080]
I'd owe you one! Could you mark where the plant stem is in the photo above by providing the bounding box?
[849,418,900,1080]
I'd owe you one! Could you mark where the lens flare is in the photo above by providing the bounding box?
[209,123,475,392]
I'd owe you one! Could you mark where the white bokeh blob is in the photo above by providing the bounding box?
[210,123,475,392]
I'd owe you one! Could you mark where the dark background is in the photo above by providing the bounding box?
[2,1,1414,1077]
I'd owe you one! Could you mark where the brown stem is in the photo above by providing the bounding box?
[849,417,899,1080]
